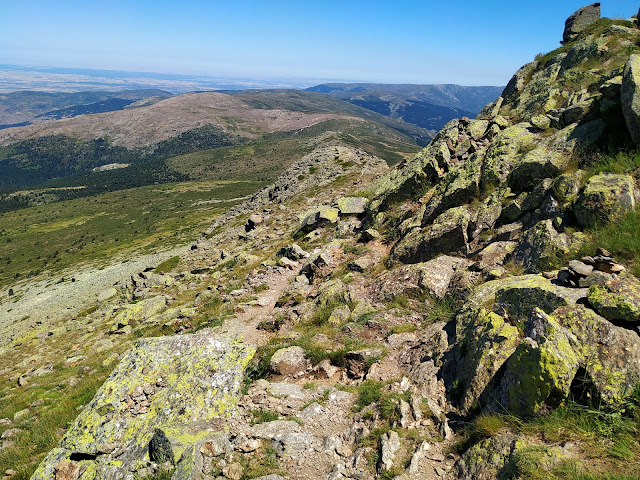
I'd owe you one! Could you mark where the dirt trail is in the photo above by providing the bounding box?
[218,266,298,346]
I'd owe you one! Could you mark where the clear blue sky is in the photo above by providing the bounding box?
[0,1,636,86]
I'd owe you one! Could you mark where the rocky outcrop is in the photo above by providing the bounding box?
[31,334,254,479]
[563,3,601,44]
[390,206,471,264]
[574,173,637,227]
[587,275,640,323]
[622,54,640,145]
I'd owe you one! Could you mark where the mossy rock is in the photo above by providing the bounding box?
[587,276,640,323]
[574,173,637,227]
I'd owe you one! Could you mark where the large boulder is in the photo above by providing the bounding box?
[376,255,471,300]
[574,173,636,227]
[508,148,570,191]
[455,311,520,412]
[587,276,640,323]
[390,206,471,264]
[31,334,254,479]
[562,3,601,44]
[622,54,640,146]
[481,124,536,190]
[489,309,580,415]
[555,304,640,403]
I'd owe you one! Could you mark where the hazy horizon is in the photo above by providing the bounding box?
[1,1,635,89]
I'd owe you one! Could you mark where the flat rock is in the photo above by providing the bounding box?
[337,196,367,215]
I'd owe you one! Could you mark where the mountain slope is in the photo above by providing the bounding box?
[307,82,503,131]
[5,7,640,480]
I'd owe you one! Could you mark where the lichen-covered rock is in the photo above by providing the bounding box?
[453,434,517,480]
[574,173,636,227]
[315,278,351,309]
[421,154,482,225]
[502,62,538,101]
[467,119,490,139]
[552,170,586,205]
[587,276,640,323]
[499,191,527,224]
[481,123,536,190]
[336,196,367,215]
[31,334,254,479]
[554,304,640,403]
[509,147,570,191]
[455,311,520,412]
[563,3,601,43]
[377,431,401,473]
[276,243,309,261]
[296,206,339,235]
[390,206,471,264]
[476,241,517,269]
[490,309,580,415]
[112,296,166,329]
[270,346,309,377]
[469,189,504,239]
[367,121,459,212]
[376,255,471,300]
[149,428,174,465]
[521,178,553,212]
[622,54,640,145]
[493,275,582,321]
[512,220,566,272]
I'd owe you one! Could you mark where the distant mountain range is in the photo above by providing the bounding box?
[306,83,503,131]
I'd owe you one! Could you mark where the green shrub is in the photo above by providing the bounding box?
[154,255,180,273]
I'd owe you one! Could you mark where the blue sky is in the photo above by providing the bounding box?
[0,1,636,86]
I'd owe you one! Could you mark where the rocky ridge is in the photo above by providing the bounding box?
[6,5,640,480]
